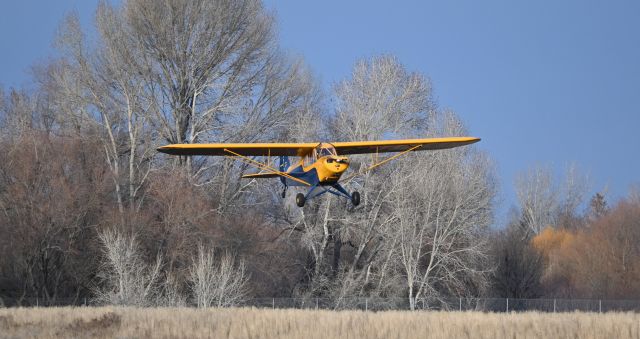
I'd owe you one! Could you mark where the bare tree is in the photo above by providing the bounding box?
[53,10,155,217]
[0,88,39,138]
[395,113,495,309]
[281,56,435,304]
[332,56,435,303]
[515,164,589,234]
[559,163,589,216]
[209,61,323,212]
[51,0,322,218]
[93,229,163,306]
[333,55,432,141]
[515,166,559,235]
[188,244,249,308]
[281,56,495,310]
[119,0,272,146]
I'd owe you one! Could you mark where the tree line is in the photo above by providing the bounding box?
[491,166,640,300]
[0,0,637,308]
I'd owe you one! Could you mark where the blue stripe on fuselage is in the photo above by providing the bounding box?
[285,165,319,186]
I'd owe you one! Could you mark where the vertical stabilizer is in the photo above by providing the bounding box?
[279,156,290,185]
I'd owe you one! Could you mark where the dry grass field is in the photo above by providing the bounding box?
[0,307,638,339]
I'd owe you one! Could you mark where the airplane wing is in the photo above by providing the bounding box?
[157,142,317,157]
[331,137,480,155]
[157,137,480,157]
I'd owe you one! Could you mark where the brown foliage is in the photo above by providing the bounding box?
[0,125,306,303]
[570,201,640,298]
[532,200,640,298]
[0,131,109,301]
[532,227,576,297]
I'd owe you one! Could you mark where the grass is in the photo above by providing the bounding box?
[0,307,638,338]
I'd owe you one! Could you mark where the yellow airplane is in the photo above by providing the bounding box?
[157,137,479,207]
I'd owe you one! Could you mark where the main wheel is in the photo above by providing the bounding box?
[351,191,360,206]
[296,193,306,207]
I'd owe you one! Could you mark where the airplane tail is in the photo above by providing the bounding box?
[279,156,290,185]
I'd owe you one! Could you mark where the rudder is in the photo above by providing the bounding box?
[279,156,290,185]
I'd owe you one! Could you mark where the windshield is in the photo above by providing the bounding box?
[316,143,337,157]
[319,148,334,156]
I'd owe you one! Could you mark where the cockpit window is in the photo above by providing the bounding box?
[319,148,334,156]
[316,143,337,157]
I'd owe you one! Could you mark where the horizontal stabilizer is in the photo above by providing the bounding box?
[242,172,281,179]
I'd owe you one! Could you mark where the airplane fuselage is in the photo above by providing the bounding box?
[284,155,350,186]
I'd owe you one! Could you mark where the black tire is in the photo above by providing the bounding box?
[281,189,286,199]
[296,193,306,207]
[351,191,360,206]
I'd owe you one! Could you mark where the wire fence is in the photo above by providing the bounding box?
[243,297,640,313]
[1,297,639,312]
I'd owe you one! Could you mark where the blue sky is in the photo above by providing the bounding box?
[1,1,639,223]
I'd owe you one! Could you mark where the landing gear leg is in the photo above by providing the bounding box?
[332,183,361,207]
[281,184,288,198]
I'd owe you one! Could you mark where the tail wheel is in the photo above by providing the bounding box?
[296,193,306,207]
[351,191,360,206]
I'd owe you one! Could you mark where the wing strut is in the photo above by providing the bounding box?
[342,144,423,183]
[224,148,311,186]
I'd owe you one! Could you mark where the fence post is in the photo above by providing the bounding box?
[553,299,556,313]
[365,298,368,311]
[316,298,318,310]
[599,299,602,313]
[84,297,87,307]
[506,298,509,312]
[272,298,275,310]
[459,298,462,311]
